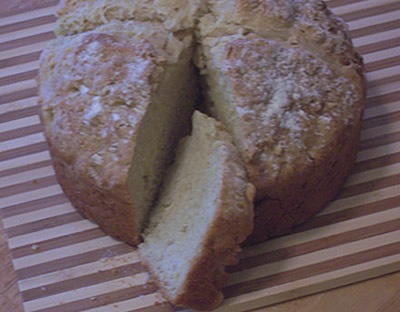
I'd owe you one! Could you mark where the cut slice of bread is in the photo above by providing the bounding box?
[38,20,197,245]
[139,111,254,311]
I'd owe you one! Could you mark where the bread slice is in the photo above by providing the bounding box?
[38,20,197,245]
[139,111,254,311]
[196,0,366,242]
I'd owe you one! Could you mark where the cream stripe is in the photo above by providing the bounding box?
[82,292,166,312]
[228,230,400,286]
[331,0,399,16]
[240,207,400,259]
[0,7,57,27]
[0,61,39,79]
[367,65,400,83]
[348,10,400,32]
[0,115,40,134]
[0,42,47,61]
[18,251,140,291]
[23,273,149,312]
[0,96,38,115]
[0,151,50,175]
[0,23,55,44]
[0,79,36,96]
[361,120,400,141]
[0,184,63,210]
[356,141,400,162]
[364,100,400,119]
[354,28,400,48]
[346,163,400,187]
[0,132,45,155]
[320,184,400,216]
[219,254,400,312]
[3,202,73,228]
[367,81,400,98]
[0,166,54,188]
[9,220,97,251]
[363,46,400,64]
[13,236,119,270]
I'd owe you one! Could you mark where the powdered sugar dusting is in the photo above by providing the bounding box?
[83,96,103,124]
[127,59,151,84]
[213,36,361,182]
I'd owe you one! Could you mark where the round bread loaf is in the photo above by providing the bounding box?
[38,0,366,309]
[39,0,365,247]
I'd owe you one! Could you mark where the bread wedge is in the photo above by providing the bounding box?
[139,111,254,310]
[197,0,365,242]
[38,20,197,245]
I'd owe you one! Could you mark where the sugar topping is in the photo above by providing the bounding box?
[213,36,361,184]
[83,96,103,125]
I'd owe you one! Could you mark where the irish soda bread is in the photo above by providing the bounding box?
[38,0,365,309]
[139,111,254,310]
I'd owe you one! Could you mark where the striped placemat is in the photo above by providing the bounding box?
[1,0,400,311]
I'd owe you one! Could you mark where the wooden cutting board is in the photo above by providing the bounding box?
[1,0,400,311]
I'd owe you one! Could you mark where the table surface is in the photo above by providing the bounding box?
[1,0,400,311]
[3,221,400,312]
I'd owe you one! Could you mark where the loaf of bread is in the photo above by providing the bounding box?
[38,20,198,245]
[196,0,366,242]
[38,0,365,309]
[139,111,254,310]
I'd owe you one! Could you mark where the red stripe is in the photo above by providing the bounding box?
[22,262,144,301]
[0,32,54,53]
[0,70,37,87]
[0,87,37,105]
[352,152,400,174]
[362,110,400,129]
[231,218,400,272]
[365,56,400,73]
[360,131,400,151]
[33,285,158,312]
[11,228,103,259]
[224,241,400,298]
[0,106,39,123]
[368,74,400,89]
[339,2,400,22]
[350,19,400,39]
[6,211,81,238]
[15,244,134,280]
[0,0,59,19]
[0,15,56,35]
[357,38,400,55]
[366,90,400,108]
[0,159,51,178]
[1,193,67,218]
[0,52,41,69]
[0,141,48,163]
[0,123,43,143]
[338,173,400,199]
[294,196,400,233]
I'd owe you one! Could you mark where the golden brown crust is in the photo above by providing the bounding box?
[56,0,204,36]
[173,116,255,310]
[38,24,170,245]
[197,0,366,242]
